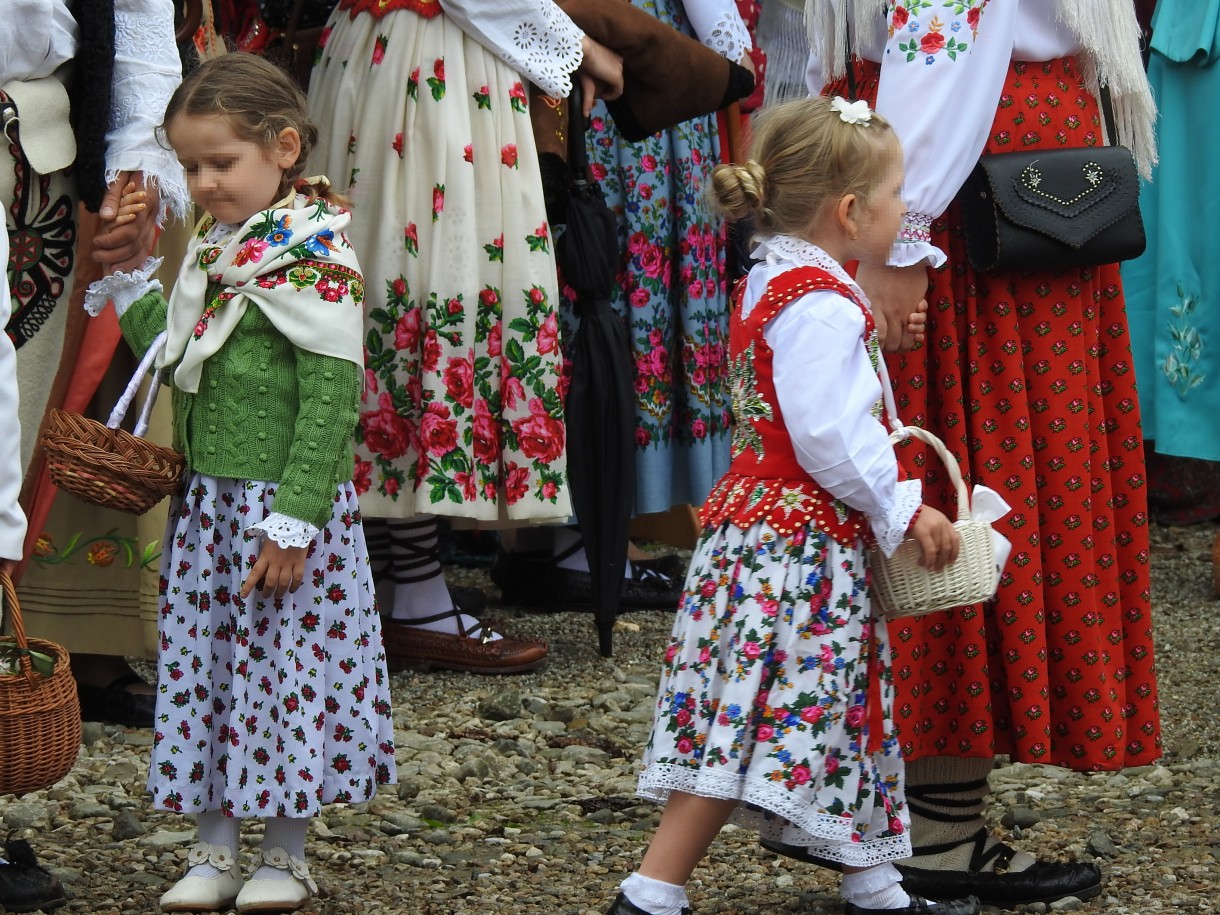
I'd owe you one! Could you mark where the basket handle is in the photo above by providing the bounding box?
[106,330,168,438]
[0,568,40,685]
[888,425,971,522]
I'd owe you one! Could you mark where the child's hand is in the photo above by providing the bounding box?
[108,181,148,228]
[909,505,960,573]
[241,540,308,601]
[905,297,928,348]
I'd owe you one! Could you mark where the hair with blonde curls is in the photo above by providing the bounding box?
[710,96,898,237]
[162,52,348,207]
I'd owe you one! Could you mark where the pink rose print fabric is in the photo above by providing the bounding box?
[309,9,571,523]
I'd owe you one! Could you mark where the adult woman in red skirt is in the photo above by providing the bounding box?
[767,2,1159,910]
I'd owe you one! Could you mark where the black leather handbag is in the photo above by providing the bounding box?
[959,89,1145,272]
[960,146,1145,272]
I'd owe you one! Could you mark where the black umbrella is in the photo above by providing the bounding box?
[557,82,636,658]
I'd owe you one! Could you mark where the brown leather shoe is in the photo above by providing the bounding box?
[380,612,548,674]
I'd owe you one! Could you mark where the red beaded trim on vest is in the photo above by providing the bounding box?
[340,0,441,20]
[702,266,877,548]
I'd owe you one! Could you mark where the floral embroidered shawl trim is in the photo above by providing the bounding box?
[161,193,365,393]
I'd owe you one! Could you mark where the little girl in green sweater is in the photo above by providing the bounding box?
[86,53,394,914]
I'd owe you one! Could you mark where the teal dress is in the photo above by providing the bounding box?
[1123,0,1220,463]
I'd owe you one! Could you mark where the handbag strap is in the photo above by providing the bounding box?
[1099,85,1119,148]
[106,330,168,438]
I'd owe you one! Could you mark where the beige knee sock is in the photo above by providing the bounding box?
[902,756,1035,873]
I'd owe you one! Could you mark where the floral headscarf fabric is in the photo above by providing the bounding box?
[161,194,365,393]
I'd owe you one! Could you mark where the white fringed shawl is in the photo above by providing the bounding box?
[805,0,1157,178]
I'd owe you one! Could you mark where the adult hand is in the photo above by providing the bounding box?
[577,36,624,117]
[0,557,18,579]
[856,262,931,353]
[240,540,308,601]
[94,170,160,274]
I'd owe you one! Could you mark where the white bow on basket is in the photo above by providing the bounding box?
[40,331,186,515]
[867,424,1012,620]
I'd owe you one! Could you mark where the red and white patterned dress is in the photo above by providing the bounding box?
[816,0,1160,770]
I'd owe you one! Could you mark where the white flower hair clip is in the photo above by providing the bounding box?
[830,96,873,126]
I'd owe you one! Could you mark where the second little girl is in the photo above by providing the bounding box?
[88,53,394,914]
[604,96,977,915]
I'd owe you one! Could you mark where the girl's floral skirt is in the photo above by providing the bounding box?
[309,10,572,525]
[638,521,911,868]
[148,475,396,818]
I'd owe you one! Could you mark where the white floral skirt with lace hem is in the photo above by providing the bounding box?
[636,520,911,867]
[147,474,396,817]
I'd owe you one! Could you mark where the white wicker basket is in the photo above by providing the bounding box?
[868,426,1001,620]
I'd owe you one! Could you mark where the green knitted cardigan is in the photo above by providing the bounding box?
[120,290,361,529]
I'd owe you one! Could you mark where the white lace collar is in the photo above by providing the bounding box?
[753,234,869,304]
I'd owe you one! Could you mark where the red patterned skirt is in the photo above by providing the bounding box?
[829,58,1159,770]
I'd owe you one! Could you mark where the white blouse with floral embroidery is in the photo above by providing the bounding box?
[807,0,1084,267]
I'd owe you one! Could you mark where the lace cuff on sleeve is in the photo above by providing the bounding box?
[870,478,923,559]
[698,13,752,62]
[108,0,189,222]
[249,513,321,549]
[84,256,164,317]
[508,2,584,98]
[888,213,946,268]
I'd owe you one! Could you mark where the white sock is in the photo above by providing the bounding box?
[188,810,241,879]
[840,864,911,909]
[383,517,501,641]
[620,872,689,915]
[252,817,309,882]
[553,528,633,577]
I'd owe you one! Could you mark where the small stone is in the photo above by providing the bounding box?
[478,690,524,721]
[2,804,48,830]
[68,800,112,820]
[999,806,1042,829]
[1086,829,1119,857]
[111,810,147,841]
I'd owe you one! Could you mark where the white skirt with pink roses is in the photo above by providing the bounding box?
[309,9,572,524]
[637,519,912,867]
[147,474,396,818]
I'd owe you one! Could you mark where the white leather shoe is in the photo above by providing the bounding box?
[234,847,317,913]
[159,843,243,912]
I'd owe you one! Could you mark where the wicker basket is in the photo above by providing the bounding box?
[868,426,1001,620]
[40,331,184,515]
[0,571,81,795]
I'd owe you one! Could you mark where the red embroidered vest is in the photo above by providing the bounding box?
[699,266,885,547]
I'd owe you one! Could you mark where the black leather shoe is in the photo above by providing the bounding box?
[76,673,155,729]
[761,836,1103,909]
[0,837,67,913]
[896,860,1103,908]
[546,563,682,612]
[844,895,979,915]
[490,548,549,605]
[604,892,690,915]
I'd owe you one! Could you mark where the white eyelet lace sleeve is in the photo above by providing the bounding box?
[249,513,321,549]
[440,0,584,99]
[682,0,753,62]
[870,478,923,559]
[109,0,189,223]
[84,256,164,317]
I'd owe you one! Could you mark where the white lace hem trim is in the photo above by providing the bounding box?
[510,4,584,98]
[637,763,912,868]
[870,478,924,559]
[700,14,752,63]
[84,256,164,317]
[249,513,321,549]
[755,234,871,303]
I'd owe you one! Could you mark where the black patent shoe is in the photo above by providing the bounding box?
[897,860,1102,908]
[0,837,67,913]
[546,563,682,612]
[844,895,978,915]
[605,892,690,915]
[76,673,155,728]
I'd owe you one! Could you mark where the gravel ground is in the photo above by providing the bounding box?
[2,520,1217,915]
